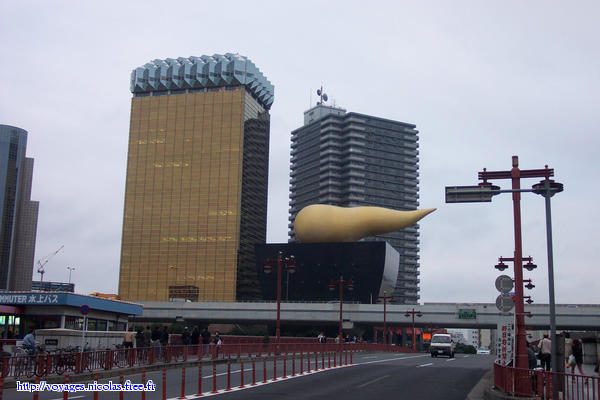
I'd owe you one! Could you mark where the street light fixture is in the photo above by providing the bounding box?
[328,276,355,342]
[446,156,563,397]
[264,251,296,342]
[67,266,75,285]
[403,308,422,350]
[376,291,394,344]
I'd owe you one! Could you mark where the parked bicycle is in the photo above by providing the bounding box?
[13,345,45,378]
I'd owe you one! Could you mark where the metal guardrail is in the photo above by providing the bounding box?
[494,362,599,399]
[1,342,415,379]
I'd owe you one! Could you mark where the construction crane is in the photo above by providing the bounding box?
[36,245,64,282]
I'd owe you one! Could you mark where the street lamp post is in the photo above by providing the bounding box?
[329,276,355,342]
[377,291,394,344]
[264,251,296,342]
[446,156,563,396]
[404,308,422,350]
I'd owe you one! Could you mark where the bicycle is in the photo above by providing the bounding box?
[51,346,79,375]
[14,346,43,378]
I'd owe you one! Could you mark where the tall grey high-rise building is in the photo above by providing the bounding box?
[288,104,420,304]
[0,125,39,291]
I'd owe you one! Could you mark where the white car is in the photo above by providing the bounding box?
[477,347,491,355]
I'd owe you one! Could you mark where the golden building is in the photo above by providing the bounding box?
[119,54,273,302]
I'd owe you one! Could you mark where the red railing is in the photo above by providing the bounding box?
[494,362,599,399]
[1,342,414,379]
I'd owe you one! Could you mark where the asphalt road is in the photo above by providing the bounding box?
[7,352,495,400]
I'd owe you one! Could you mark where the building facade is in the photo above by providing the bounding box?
[119,54,273,302]
[0,125,39,291]
[255,242,399,304]
[288,104,420,303]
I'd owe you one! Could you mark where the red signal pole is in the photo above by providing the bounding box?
[479,156,554,394]
[329,276,355,342]
[403,308,422,350]
[376,291,394,344]
[264,251,296,342]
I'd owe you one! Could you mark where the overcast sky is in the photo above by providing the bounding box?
[1,1,598,305]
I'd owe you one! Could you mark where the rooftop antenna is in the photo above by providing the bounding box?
[316,86,328,105]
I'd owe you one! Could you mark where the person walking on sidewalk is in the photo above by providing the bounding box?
[570,339,589,382]
[539,334,552,371]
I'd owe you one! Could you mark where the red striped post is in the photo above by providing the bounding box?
[307,353,311,373]
[251,358,257,386]
[33,376,40,400]
[194,365,203,397]
[345,351,348,366]
[120,371,124,400]
[300,352,304,375]
[178,366,187,399]
[328,352,331,369]
[239,360,245,388]
[291,355,296,376]
[334,351,337,367]
[262,358,267,383]
[273,357,277,381]
[282,355,287,379]
[225,361,232,391]
[322,352,325,370]
[162,369,167,400]
[141,371,146,400]
[93,372,99,400]
[339,351,342,367]
[211,363,218,394]
[314,351,318,371]
[63,375,69,400]
[350,351,353,365]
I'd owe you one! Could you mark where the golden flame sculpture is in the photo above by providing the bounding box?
[294,204,436,243]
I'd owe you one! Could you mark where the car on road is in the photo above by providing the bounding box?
[476,347,491,355]
[430,333,455,358]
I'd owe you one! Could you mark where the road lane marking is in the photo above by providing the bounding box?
[362,356,378,359]
[357,375,389,388]
[416,363,433,368]
[51,397,85,400]
[358,354,428,366]
[446,358,456,362]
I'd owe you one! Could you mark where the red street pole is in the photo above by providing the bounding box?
[510,157,529,389]
[339,275,344,342]
[276,252,282,342]
[412,311,416,350]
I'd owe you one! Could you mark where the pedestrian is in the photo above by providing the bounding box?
[527,341,538,369]
[539,334,552,371]
[160,326,169,347]
[570,339,589,381]
[135,328,144,348]
[201,327,211,356]
[182,327,191,345]
[564,332,573,368]
[317,332,325,343]
[123,327,135,348]
[143,326,152,348]
[201,328,210,343]
[22,329,36,355]
[191,326,200,345]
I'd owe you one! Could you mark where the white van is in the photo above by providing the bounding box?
[430,333,455,358]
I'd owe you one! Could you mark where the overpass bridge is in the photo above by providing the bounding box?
[137,301,600,331]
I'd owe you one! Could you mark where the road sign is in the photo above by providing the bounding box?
[495,275,514,293]
[496,294,515,312]
[80,304,90,315]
